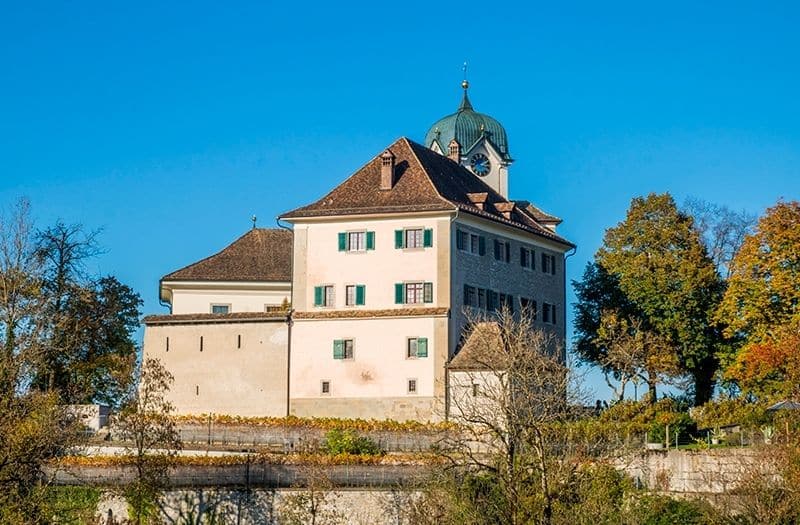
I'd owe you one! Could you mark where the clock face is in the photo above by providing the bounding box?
[470,153,491,176]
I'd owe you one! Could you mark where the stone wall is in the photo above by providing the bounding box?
[617,448,775,495]
[96,488,421,525]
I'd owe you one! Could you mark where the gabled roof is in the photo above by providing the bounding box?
[448,322,508,371]
[281,137,573,248]
[162,228,292,282]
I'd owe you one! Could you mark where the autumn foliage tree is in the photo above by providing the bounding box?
[574,193,725,404]
[716,200,800,397]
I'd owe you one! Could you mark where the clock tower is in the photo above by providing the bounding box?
[424,80,513,198]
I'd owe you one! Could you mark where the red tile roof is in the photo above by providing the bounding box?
[281,138,573,248]
[162,228,292,282]
[144,311,288,325]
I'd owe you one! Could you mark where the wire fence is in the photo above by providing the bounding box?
[170,424,442,454]
[49,463,428,489]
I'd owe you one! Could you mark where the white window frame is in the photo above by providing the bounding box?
[322,285,334,307]
[343,338,355,360]
[347,230,366,252]
[345,284,356,307]
[321,380,331,396]
[404,228,424,249]
[406,337,419,359]
[405,282,425,304]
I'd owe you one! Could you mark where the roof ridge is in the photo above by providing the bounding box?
[281,137,421,218]
[161,228,291,282]
[401,137,458,211]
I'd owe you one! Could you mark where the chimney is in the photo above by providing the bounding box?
[380,149,396,190]
[448,139,461,162]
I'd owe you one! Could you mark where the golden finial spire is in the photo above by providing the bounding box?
[459,62,473,111]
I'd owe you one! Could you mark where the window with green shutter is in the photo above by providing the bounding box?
[423,282,433,303]
[395,230,404,249]
[417,337,428,357]
[423,228,433,247]
[355,285,365,305]
[333,339,345,359]
[366,231,375,250]
[314,286,323,306]
[395,283,404,304]
[338,232,347,251]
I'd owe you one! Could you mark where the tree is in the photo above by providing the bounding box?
[30,221,142,405]
[113,357,182,524]
[434,308,591,525]
[717,200,800,343]
[0,200,83,523]
[573,263,679,402]
[595,311,682,402]
[574,193,725,404]
[683,197,756,279]
[716,200,800,396]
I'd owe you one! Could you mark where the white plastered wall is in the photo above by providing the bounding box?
[165,282,291,314]
[290,215,452,311]
[143,320,289,416]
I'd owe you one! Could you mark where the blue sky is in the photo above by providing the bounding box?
[1,1,798,399]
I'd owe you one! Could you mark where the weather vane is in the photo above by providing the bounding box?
[251,215,257,229]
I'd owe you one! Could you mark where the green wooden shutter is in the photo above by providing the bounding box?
[423,282,433,303]
[395,230,404,249]
[423,228,433,247]
[366,231,375,250]
[505,242,510,262]
[551,256,557,275]
[493,239,500,260]
[478,236,486,255]
[333,339,345,359]
[456,230,464,250]
[355,285,365,306]
[314,286,323,306]
[417,337,428,358]
[531,250,536,270]
[338,232,347,251]
[395,283,404,304]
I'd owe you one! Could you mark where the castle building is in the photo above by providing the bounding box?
[142,82,574,421]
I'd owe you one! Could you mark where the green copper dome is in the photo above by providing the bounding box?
[424,83,510,160]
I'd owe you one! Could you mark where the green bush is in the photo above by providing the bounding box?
[45,486,102,525]
[323,429,383,456]
[630,494,716,525]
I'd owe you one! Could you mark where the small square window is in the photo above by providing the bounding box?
[321,380,331,395]
[211,304,230,314]
[407,379,418,394]
[472,383,480,397]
